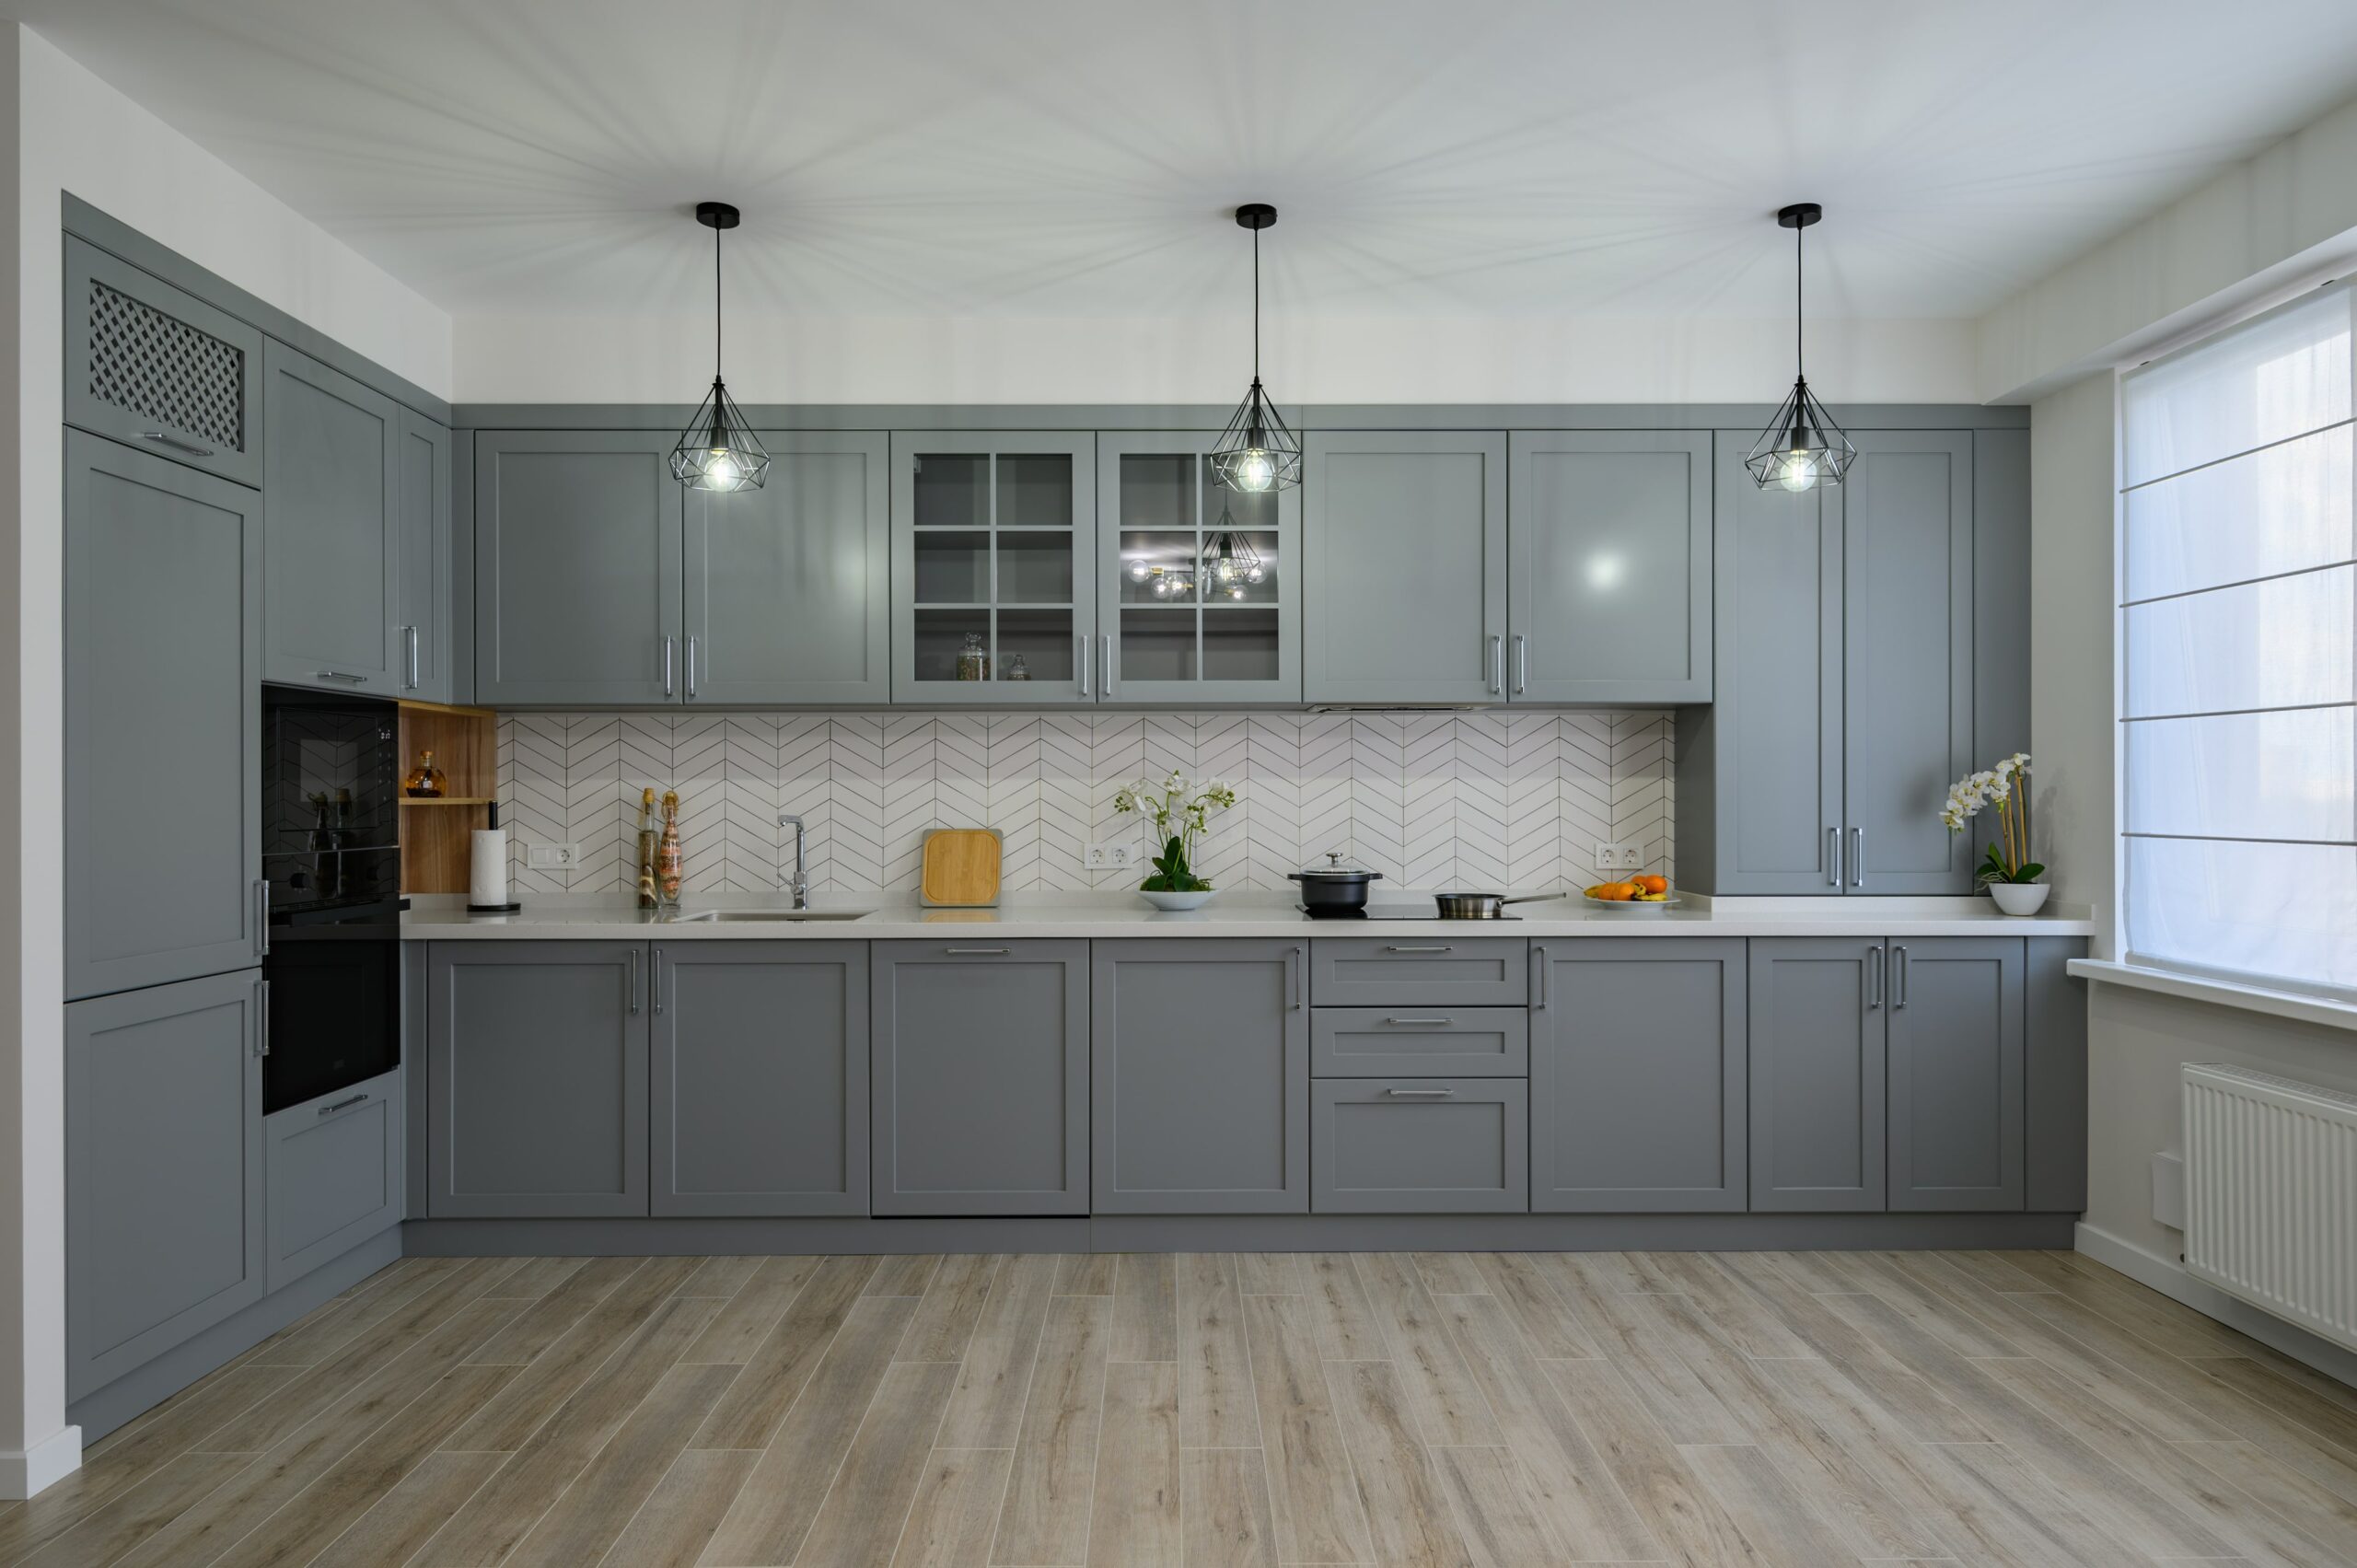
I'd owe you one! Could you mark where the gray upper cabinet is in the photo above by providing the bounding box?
[66,236,263,488]
[652,942,869,1216]
[1887,937,2024,1212]
[1530,939,1747,1213]
[1507,431,1712,703]
[1097,431,1300,703]
[686,432,890,705]
[872,940,1088,1214]
[262,340,401,691]
[425,941,649,1217]
[264,1066,403,1293]
[1747,938,1886,1212]
[1844,431,1974,892]
[891,433,1097,705]
[475,431,685,705]
[1092,939,1308,1214]
[394,409,455,703]
[65,432,262,1001]
[1303,431,1506,703]
[66,970,265,1402]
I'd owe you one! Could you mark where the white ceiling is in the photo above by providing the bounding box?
[16,0,2357,327]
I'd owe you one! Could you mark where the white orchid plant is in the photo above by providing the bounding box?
[1111,772,1237,892]
[1941,752,2041,886]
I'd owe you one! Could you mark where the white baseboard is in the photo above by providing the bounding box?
[0,1424,81,1499]
[2074,1221,2357,1388]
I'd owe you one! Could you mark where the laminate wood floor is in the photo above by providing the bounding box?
[16,1249,2357,1567]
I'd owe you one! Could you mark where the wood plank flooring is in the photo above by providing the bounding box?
[17,1248,2357,1566]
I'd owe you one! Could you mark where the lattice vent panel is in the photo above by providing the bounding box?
[86,281,247,451]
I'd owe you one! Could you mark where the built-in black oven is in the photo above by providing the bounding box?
[261,686,404,1115]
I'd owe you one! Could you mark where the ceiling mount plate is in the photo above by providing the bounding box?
[1235,202,1278,231]
[1777,202,1823,229]
[695,201,741,230]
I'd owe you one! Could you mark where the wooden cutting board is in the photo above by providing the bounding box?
[921,828,1003,907]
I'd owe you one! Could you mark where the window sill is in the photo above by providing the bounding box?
[2068,958,2357,1035]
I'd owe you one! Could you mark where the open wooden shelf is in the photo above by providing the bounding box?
[399,796,493,807]
[396,700,498,894]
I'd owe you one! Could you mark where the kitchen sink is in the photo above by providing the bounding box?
[675,909,871,923]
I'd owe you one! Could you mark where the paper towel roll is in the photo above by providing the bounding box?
[470,828,510,909]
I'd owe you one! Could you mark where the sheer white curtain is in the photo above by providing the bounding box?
[2119,283,2357,998]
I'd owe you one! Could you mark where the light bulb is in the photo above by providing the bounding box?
[1227,586,1245,600]
[1778,451,1817,494]
[704,450,740,491]
[1246,565,1263,584]
[1129,561,1148,581]
[1233,449,1276,492]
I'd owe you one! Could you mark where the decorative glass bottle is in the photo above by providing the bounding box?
[657,790,684,907]
[634,786,660,909]
[956,632,989,681]
[402,749,447,797]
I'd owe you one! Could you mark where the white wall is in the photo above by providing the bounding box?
[453,310,1977,406]
[0,22,452,1494]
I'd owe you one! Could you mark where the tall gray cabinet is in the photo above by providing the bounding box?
[261,340,401,692]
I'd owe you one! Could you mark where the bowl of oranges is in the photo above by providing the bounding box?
[1584,874,1678,910]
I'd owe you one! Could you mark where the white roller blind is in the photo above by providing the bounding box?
[2119,283,2357,998]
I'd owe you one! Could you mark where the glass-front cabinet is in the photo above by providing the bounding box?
[890,433,1097,704]
[1096,431,1300,703]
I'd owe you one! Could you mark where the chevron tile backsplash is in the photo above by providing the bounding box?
[496,711,1674,898]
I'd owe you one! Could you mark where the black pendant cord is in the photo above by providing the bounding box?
[1252,221,1262,388]
[714,218,724,384]
[1794,218,1804,380]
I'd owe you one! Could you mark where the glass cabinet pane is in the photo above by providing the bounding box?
[998,454,1074,528]
[995,609,1074,683]
[912,530,990,603]
[1120,530,1199,605]
[997,529,1074,604]
[899,440,1093,702]
[911,607,991,682]
[913,454,988,528]
[1120,607,1198,681]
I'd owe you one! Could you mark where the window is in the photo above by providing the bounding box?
[2119,283,2356,999]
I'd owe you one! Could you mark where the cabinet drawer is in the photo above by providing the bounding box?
[1309,938,1527,1006]
[266,1068,403,1293]
[1310,1007,1527,1077]
[1311,1079,1528,1214]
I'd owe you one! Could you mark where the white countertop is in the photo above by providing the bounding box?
[402,891,2096,940]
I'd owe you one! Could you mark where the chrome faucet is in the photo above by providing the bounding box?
[776,813,809,909]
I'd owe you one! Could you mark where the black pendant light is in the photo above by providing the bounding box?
[670,201,769,494]
[1210,203,1301,494]
[1746,203,1855,494]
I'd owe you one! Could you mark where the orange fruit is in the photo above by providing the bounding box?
[1636,875,1668,895]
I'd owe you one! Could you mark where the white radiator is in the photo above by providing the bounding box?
[2182,1063,2357,1353]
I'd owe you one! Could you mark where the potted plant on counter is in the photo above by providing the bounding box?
[1942,752,2049,914]
[1112,773,1236,911]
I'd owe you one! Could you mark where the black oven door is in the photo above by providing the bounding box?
[262,897,401,1115]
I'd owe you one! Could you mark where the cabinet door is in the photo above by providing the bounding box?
[652,942,869,1216]
[1303,431,1506,703]
[1747,938,1885,1212]
[475,432,685,704]
[1685,436,1844,894]
[394,409,455,703]
[1097,431,1301,703]
[1508,431,1711,703]
[426,942,648,1217]
[65,432,262,1000]
[872,940,1088,1214]
[1313,1079,1527,1214]
[1843,431,1974,892]
[891,433,1097,705]
[1092,939,1308,1214]
[66,970,264,1401]
[265,1066,402,1293]
[262,340,401,691]
[1530,939,1746,1213]
[686,432,889,704]
[65,236,263,487]
[1888,937,2024,1211]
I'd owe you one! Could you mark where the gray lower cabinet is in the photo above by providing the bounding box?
[1748,938,1887,1212]
[475,431,685,704]
[1887,937,2024,1211]
[66,970,265,1402]
[263,339,402,691]
[1303,431,1507,703]
[1312,1079,1527,1214]
[686,433,890,704]
[65,431,262,1001]
[66,235,263,488]
[652,942,869,1216]
[1530,939,1746,1213]
[1093,939,1308,1214]
[1309,937,1527,1008]
[394,409,455,702]
[1507,431,1712,703]
[265,1067,403,1293]
[426,942,649,1217]
[872,941,1088,1214]
[1309,1007,1527,1077]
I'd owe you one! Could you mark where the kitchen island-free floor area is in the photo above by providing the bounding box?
[10,1250,2355,1567]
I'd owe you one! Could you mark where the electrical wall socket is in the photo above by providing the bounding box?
[527,842,579,869]
[1084,842,1135,870]
[1594,842,1645,872]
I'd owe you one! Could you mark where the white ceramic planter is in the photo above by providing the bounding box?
[1138,888,1216,912]
[1988,882,2051,916]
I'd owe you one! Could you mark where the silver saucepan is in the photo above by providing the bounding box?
[1429,891,1564,920]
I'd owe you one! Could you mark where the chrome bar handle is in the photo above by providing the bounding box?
[1513,633,1527,695]
[253,879,270,958]
[139,430,215,457]
[319,1092,368,1117]
[1828,827,1840,888]
[1866,945,1883,1009]
[313,669,367,685]
[1532,946,1547,1009]
[1287,946,1302,1011]
[1487,634,1503,694]
[651,947,663,1015]
[402,626,420,689]
[686,637,699,700]
[1386,1086,1456,1098]
[946,947,1011,956]
[1849,827,1864,888]
[1385,945,1452,954]
[628,949,641,1015]
[1893,945,1909,1009]
[1383,1016,1454,1027]
[1101,633,1114,698]
[257,980,272,1057]
[662,636,675,697]
[1077,633,1090,698]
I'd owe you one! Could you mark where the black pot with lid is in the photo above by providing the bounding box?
[1288,851,1383,913]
